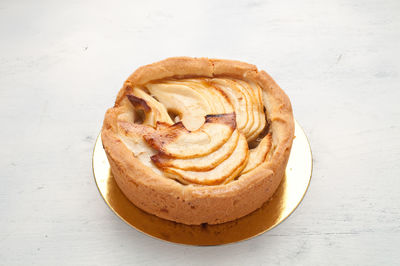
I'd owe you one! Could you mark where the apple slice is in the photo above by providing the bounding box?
[161,79,217,113]
[235,79,261,141]
[116,121,164,175]
[212,78,255,139]
[232,79,255,138]
[253,81,267,139]
[222,153,249,184]
[151,130,239,171]
[143,113,236,159]
[239,80,266,142]
[176,79,233,114]
[146,82,212,131]
[163,133,249,185]
[210,78,249,133]
[127,88,173,126]
[241,133,272,174]
[117,121,156,155]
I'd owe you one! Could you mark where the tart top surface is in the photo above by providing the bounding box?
[103,57,294,187]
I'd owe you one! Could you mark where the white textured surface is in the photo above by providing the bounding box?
[1,0,399,265]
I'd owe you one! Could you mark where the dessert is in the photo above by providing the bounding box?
[101,57,294,225]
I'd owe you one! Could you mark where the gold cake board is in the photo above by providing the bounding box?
[92,120,312,245]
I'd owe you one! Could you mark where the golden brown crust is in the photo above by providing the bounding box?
[210,58,257,77]
[101,57,294,225]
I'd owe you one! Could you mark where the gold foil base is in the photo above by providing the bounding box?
[92,120,312,245]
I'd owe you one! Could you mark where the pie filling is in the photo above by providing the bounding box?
[117,77,272,186]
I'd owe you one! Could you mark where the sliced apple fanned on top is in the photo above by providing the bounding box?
[242,133,272,174]
[126,87,173,127]
[141,112,250,185]
[209,78,249,135]
[151,130,240,171]
[116,121,164,175]
[117,76,273,186]
[144,83,209,131]
[167,79,234,114]
[162,133,249,185]
[238,80,266,142]
[146,80,234,131]
[210,78,266,142]
[143,113,236,159]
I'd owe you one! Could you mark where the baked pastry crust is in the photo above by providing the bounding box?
[102,57,294,225]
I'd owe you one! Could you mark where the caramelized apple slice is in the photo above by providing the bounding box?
[164,133,249,185]
[162,79,216,113]
[151,130,239,171]
[239,80,266,142]
[222,153,249,184]
[241,133,272,174]
[127,88,173,126]
[176,79,234,114]
[146,83,212,131]
[117,121,163,175]
[234,79,260,141]
[143,113,236,159]
[212,78,256,139]
[211,78,249,133]
[253,81,267,139]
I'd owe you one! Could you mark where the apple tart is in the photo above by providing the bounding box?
[102,57,294,225]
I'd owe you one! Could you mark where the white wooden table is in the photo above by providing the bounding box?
[1,0,399,265]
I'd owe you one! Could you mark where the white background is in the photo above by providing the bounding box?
[1,0,399,265]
